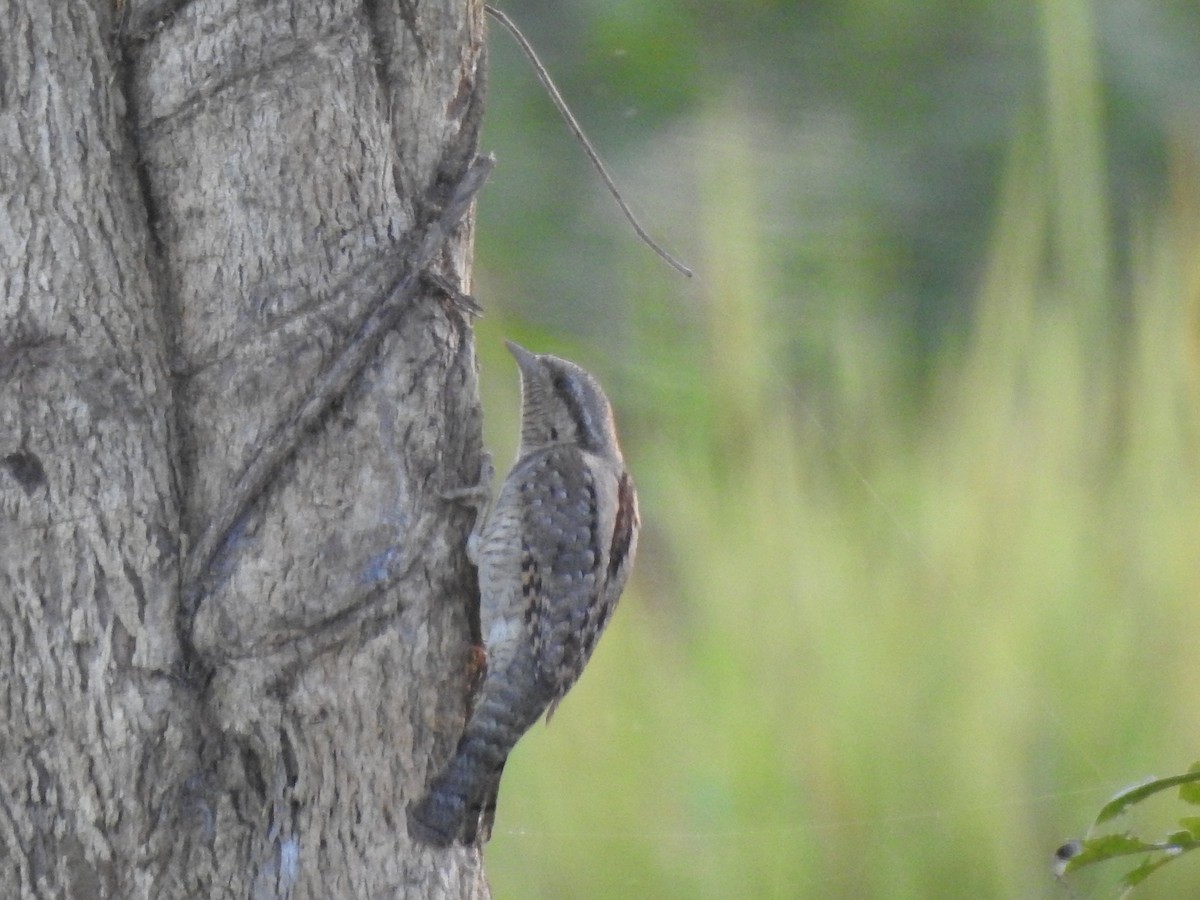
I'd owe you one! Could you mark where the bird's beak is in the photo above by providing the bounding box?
[505,340,538,376]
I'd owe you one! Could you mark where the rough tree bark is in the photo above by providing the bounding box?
[1,1,492,896]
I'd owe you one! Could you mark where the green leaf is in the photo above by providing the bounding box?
[1094,771,1200,825]
[1178,817,1200,839]
[1054,833,1163,876]
[1120,851,1185,888]
[1163,830,1200,848]
[1179,762,1200,805]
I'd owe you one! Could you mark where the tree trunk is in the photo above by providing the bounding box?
[0,1,489,896]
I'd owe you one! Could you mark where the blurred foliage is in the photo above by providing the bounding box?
[1056,765,1200,891]
[469,0,1200,897]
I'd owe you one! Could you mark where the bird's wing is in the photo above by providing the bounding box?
[515,446,609,702]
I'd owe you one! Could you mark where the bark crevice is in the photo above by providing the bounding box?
[1,1,491,895]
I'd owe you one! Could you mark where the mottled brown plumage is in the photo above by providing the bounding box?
[408,341,639,846]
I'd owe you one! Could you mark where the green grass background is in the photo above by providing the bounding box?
[468,1,1200,895]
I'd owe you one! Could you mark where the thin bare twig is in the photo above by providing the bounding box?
[485,5,693,278]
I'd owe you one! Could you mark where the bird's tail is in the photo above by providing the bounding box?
[408,662,550,846]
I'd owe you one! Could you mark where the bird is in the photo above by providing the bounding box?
[408,340,640,846]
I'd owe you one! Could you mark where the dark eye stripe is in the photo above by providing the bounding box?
[553,372,599,452]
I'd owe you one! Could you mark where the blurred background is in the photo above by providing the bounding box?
[468,0,1200,896]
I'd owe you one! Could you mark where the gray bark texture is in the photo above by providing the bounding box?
[0,0,491,896]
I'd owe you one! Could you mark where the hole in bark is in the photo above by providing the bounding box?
[3,450,46,493]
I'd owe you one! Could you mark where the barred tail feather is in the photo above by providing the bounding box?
[408,659,551,846]
[407,778,469,847]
